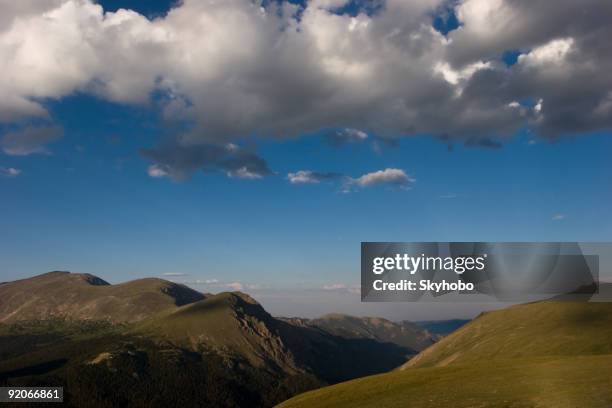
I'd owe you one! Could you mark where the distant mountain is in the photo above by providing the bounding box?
[0,271,205,323]
[0,272,421,407]
[291,314,437,351]
[415,319,470,336]
[279,299,612,408]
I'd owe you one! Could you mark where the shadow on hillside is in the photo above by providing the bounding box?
[0,358,68,379]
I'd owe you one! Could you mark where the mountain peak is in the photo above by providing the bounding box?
[0,272,204,323]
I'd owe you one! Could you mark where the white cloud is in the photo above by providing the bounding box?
[0,167,21,177]
[182,279,249,292]
[434,60,491,87]
[147,164,169,178]
[354,168,415,188]
[288,168,415,192]
[552,214,566,221]
[287,170,341,184]
[227,166,264,180]
[518,38,574,68]
[0,0,610,147]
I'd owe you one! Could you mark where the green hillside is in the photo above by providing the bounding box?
[403,301,612,369]
[278,300,612,408]
[279,355,612,408]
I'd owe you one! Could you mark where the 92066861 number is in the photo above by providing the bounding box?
[0,387,63,402]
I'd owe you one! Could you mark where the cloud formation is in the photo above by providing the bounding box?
[352,168,415,188]
[287,170,342,184]
[326,128,368,146]
[0,167,21,177]
[1,0,611,166]
[289,167,414,192]
[141,142,272,180]
[0,125,63,156]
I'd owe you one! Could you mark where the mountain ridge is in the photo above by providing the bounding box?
[0,271,205,323]
[0,271,438,406]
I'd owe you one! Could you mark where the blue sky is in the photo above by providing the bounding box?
[1,0,611,319]
[2,94,610,284]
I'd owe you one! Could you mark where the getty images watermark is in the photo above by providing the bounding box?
[361,242,605,302]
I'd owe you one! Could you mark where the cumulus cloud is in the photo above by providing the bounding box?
[287,170,342,184]
[0,125,63,156]
[0,0,610,155]
[352,168,415,188]
[289,167,414,192]
[0,167,21,177]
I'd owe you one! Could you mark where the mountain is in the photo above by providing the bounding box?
[0,271,205,323]
[0,272,423,407]
[291,314,437,351]
[415,319,470,336]
[279,299,612,408]
[135,291,423,383]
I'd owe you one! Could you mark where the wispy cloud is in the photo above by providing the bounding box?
[148,165,169,178]
[322,283,347,290]
[326,128,368,146]
[180,279,262,293]
[552,214,567,221]
[287,170,342,184]
[161,272,189,277]
[0,167,21,178]
[288,168,415,192]
[322,283,360,294]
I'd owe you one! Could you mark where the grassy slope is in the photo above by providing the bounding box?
[404,301,612,368]
[279,355,612,408]
[278,301,612,408]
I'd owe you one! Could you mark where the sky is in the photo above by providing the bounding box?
[0,0,611,320]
